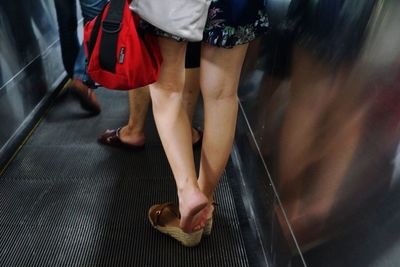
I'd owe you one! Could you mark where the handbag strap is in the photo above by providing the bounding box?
[87,5,107,62]
[99,0,126,72]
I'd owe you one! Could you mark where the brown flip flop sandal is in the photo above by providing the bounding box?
[148,203,203,247]
[98,128,145,150]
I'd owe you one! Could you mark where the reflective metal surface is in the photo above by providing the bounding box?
[238,0,400,266]
[0,0,64,152]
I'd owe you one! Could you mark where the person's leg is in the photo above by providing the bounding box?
[197,43,249,219]
[183,42,202,143]
[118,86,151,146]
[183,68,200,119]
[53,0,79,78]
[98,87,150,148]
[183,42,201,121]
[67,0,107,114]
[99,72,200,147]
[278,46,335,195]
[74,0,108,82]
[100,42,202,147]
[149,38,208,233]
[74,0,107,81]
[184,68,202,143]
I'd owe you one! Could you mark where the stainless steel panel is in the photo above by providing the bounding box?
[0,0,64,150]
[238,0,400,266]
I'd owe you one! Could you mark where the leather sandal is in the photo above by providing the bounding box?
[148,203,203,247]
[98,128,145,150]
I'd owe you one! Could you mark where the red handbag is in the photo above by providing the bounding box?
[84,0,162,90]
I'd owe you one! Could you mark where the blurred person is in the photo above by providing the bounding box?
[274,0,380,250]
[54,0,107,114]
[98,42,203,149]
[144,0,269,246]
[241,31,293,159]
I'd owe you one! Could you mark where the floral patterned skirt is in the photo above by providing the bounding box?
[141,0,269,48]
[204,0,269,48]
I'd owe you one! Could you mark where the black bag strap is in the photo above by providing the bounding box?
[86,4,108,62]
[99,0,126,72]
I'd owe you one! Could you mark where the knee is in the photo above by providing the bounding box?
[202,86,238,102]
[158,80,184,94]
[150,82,183,108]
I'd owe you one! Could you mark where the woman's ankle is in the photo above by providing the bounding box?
[177,181,207,210]
[119,126,145,145]
[177,185,208,232]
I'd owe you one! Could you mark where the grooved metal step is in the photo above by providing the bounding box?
[0,89,249,267]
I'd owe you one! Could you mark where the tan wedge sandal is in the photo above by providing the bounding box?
[148,203,203,247]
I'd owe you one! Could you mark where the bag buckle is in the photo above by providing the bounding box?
[102,20,121,33]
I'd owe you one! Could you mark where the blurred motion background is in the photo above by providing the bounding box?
[238,0,400,266]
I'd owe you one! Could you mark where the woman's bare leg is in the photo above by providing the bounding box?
[197,43,249,218]
[149,38,208,233]
[119,71,200,145]
[183,68,201,123]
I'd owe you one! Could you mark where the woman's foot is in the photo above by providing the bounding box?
[197,201,216,235]
[100,126,200,149]
[203,201,218,235]
[118,126,146,146]
[178,185,208,233]
[148,203,204,247]
[98,126,145,149]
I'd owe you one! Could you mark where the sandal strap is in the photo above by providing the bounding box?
[106,128,121,143]
[115,127,121,137]
[153,202,179,226]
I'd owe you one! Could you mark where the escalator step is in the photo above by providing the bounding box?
[0,89,249,267]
